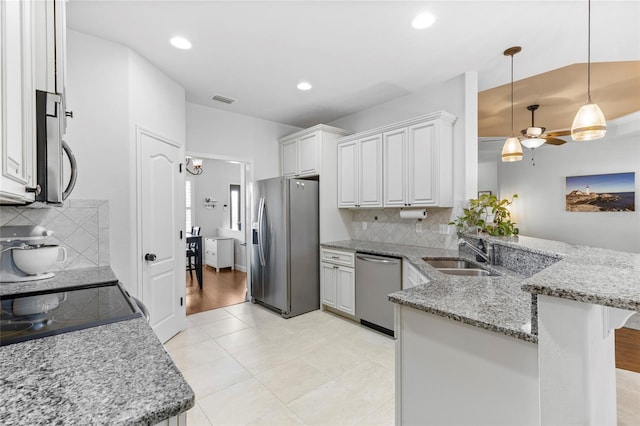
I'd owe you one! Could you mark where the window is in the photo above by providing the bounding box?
[229,184,241,231]
[185,179,193,232]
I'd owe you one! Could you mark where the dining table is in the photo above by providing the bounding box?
[186,234,203,289]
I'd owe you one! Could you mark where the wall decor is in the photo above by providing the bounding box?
[565,172,635,212]
[478,190,492,197]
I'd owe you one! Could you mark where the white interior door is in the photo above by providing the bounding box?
[139,129,184,343]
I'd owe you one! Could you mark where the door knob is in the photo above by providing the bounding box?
[145,253,157,261]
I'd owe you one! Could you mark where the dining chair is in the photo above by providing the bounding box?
[186,226,200,280]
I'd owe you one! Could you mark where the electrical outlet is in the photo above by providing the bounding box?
[416,222,424,233]
[362,222,367,231]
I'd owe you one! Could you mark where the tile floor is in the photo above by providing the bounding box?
[165,302,640,426]
[165,302,394,425]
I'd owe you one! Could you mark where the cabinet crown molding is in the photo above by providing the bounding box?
[337,111,457,144]
[279,124,351,143]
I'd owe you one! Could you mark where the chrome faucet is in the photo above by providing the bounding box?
[458,238,494,265]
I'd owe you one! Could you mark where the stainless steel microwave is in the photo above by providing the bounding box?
[35,90,77,204]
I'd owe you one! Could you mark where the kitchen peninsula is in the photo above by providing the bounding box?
[322,235,640,425]
[0,267,194,425]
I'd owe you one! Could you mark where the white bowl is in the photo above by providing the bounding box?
[12,245,66,275]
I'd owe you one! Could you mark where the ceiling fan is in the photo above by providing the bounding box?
[520,104,570,148]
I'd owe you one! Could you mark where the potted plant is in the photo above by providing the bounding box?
[450,193,519,237]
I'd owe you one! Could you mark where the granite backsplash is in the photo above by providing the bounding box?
[0,200,109,271]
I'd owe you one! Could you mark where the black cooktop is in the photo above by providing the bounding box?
[0,281,141,346]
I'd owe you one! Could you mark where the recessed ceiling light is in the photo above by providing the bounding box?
[297,82,312,91]
[412,12,436,30]
[170,36,192,50]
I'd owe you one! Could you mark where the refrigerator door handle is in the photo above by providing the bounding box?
[257,197,266,266]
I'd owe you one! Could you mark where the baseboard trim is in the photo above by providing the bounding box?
[234,264,247,272]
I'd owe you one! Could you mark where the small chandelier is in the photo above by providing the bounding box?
[571,0,607,141]
[501,46,523,162]
[185,157,203,175]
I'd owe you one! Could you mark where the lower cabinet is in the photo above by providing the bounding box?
[320,248,355,316]
[402,260,429,289]
[204,237,234,272]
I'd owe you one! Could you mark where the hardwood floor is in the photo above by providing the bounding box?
[186,266,247,315]
[616,327,640,373]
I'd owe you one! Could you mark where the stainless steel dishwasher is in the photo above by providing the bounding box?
[355,253,402,337]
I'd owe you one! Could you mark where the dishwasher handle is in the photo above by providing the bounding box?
[356,254,400,265]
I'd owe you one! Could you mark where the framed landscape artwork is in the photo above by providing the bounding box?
[565,172,635,212]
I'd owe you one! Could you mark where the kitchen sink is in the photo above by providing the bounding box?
[422,259,478,269]
[437,268,495,277]
[422,258,499,277]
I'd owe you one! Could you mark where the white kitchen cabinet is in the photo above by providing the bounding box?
[339,111,457,209]
[0,0,37,204]
[320,247,355,316]
[279,130,320,177]
[34,0,67,98]
[384,114,456,207]
[402,260,429,290]
[204,237,234,272]
[337,134,383,208]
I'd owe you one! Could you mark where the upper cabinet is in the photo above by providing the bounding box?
[1,0,67,204]
[338,111,457,209]
[279,125,350,178]
[34,0,67,97]
[337,135,383,208]
[1,0,37,203]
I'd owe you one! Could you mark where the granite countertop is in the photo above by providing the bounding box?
[321,240,536,343]
[322,237,640,343]
[0,267,195,425]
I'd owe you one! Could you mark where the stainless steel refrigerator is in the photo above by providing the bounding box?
[250,177,319,318]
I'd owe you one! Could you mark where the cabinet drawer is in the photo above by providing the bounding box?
[321,248,355,267]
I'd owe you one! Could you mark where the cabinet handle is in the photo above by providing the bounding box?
[331,256,340,259]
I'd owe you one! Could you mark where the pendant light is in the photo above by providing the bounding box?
[571,0,607,141]
[501,46,523,162]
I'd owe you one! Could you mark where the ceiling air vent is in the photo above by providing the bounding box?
[211,94,237,105]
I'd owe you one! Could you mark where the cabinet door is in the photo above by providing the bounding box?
[298,132,319,176]
[0,0,36,204]
[336,266,355,315]
[383,128,407,207]
[407,122,436,206]
[337,140,358,207]
[358,135,382,207]
[280,140,298,177]
[321,262,337,308]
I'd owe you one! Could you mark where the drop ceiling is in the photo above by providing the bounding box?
[66,1,640,129]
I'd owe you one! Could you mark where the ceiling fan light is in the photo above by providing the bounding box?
[521,137,546,149]
[526,126,543,137]
[571,103,607,141]
[501,137,523,162]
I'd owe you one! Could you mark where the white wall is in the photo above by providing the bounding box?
[498,116,640,253]
[65,30,132,288]
[192,159,241,238]
[186,103,300,181]
[65,29,186,293]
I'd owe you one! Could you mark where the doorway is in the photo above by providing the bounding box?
[183,153,253,315]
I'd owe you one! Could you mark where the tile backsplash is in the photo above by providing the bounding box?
[0,200,109,270]
[350,207,458,249]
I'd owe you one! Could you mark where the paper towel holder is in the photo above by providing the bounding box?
[399,208,427,219]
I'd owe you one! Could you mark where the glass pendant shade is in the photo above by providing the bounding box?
[571,103,607,141]
[521,137,546,149]
[501,137,523,162]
